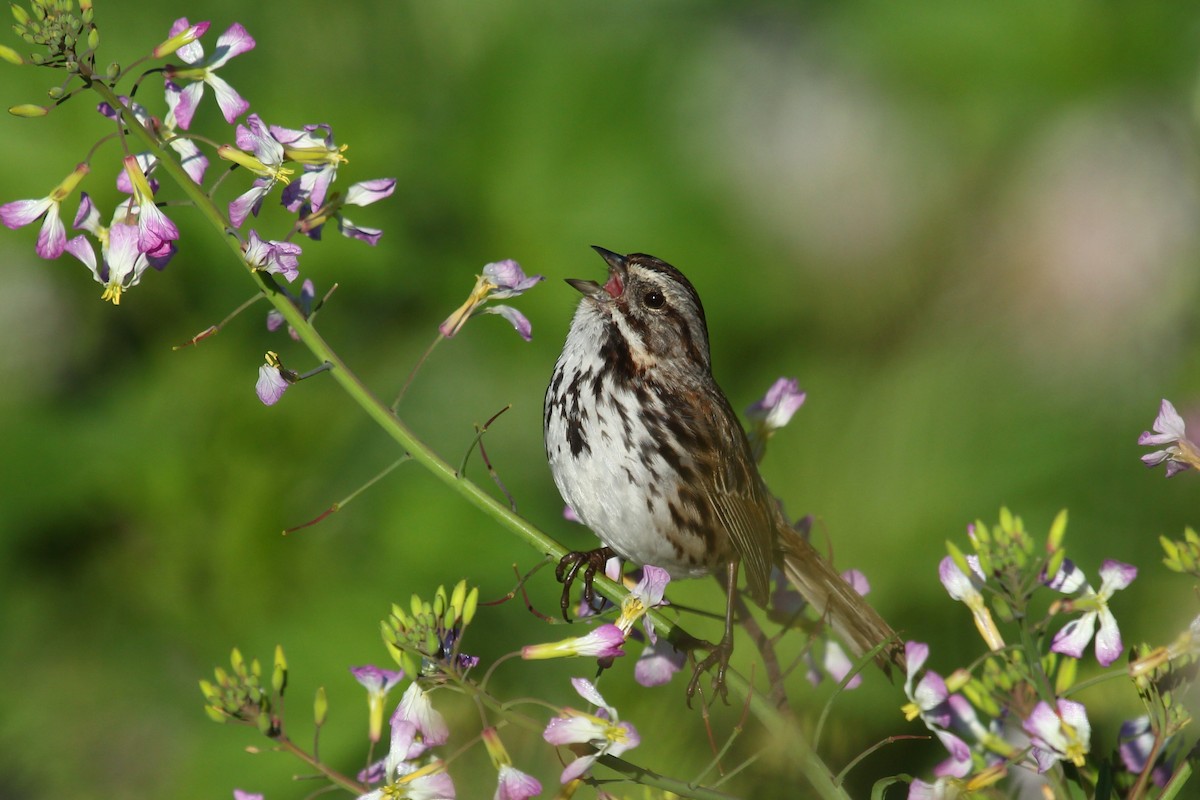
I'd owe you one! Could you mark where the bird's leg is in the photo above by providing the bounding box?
[555,547,615,621]
[686,559,740,706]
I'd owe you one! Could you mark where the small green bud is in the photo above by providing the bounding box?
[313,686,328,727]
[410,593,423,620]
[463,586,479,626]
[230,648,246,678]
[8,102,48,116]
[434,584,448,618]
[11,4,30,25]
[272,645,287,695]
[199,679,219,700]
[86,25,96,50]
[1054,654,1077,695]
[1046,509,1068,551]
[250,657,262,679]
[998,507,1014,534]
[205,704,228,723]
[450,579,467,621]
[104,61,117,80]
[256,710,273,735]
[46,85,63,98]
[991,595,1013,623]
[213,666,230,687]
[0,43,22,64]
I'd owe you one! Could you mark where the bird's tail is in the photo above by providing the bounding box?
[776,523,907,675]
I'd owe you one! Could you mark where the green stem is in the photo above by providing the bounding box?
[82,70,850,800]
[275,733,366,795]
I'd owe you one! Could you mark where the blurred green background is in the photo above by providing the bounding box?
[2,1,1199,798]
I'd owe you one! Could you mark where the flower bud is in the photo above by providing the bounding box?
[313,686,328,727]
[0,44,23,64]
[272,645,288,694]
[8,103,48,117]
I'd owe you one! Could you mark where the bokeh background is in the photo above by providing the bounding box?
[2,1,1199,798]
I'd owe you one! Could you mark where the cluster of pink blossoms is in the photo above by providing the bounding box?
[2,16,395,309]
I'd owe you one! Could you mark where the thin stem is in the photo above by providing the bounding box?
[275,734,366,796]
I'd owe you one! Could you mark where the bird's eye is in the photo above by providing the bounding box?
[643,290,666,309]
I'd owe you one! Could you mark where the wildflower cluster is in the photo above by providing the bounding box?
[2,2,402,400]
[901,509,1198,798]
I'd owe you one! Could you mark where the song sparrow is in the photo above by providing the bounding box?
[544,246,904,698]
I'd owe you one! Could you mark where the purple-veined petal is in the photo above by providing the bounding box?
[0,196,52,228]
[135,201,179,254]
[169,137,210,183]
[483,305,532,341]
[939,557,982,602]
[1098,559,1137,593]
[542,714,603,747]
[229,184,268,228]
[64,234,98,276]
[1138,399,1186,446]
[482,259,541,295]
[746,377,807,430]
[351,665,404,693]
[904,641,930,692]
[1118,716,1154,773]
[208,22,256,68]
[35,204,67,258]
[1094,607,1123,666]
[559,752,600,785]
[346,177,397,206]
[205,72,250,124]
[930,728,972,778]
[1051,613,1097,659]
[337,215,383,245]
[495,764,541,800]
[570,677,608,710]
[394,683,449,746]
[256,364,288,405]
[1046,558,1087,593]
[168,80,205,130]
[634,637,684,687]
[914,672,951,724]
[73,192,101,233]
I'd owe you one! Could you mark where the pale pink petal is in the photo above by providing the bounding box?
[209,23,256,67]
[1,196,52,228]
[1051,613,1097,659]
[205,73,250,123]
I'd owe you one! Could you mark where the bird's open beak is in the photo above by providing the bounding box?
[566,245,626,299]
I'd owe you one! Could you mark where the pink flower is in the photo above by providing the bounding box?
[1023,698,1090,772]
[1139,399,1199,477]
[163,19,255,128]
[1049,558,1136,667]
[1,163,89,258]
[542,678,639,783]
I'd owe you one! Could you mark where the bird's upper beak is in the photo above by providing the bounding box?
[566,245,626,300]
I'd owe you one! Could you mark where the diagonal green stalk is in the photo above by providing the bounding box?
[80,68,849,800]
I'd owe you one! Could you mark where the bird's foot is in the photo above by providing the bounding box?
[555,547,615,621]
